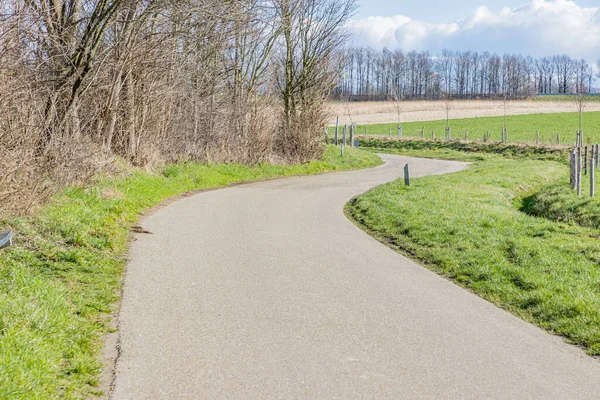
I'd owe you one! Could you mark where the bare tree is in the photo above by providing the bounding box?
[274,0,357,161]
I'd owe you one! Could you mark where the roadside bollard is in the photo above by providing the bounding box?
[404,164,410,186]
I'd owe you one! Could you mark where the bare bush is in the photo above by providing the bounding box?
[0,0,356,214]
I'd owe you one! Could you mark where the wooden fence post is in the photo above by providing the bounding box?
[349,123,354,146]
[591,153,595,197]
[335,116,339,145]
[431,130,435,140]
[570,148,577,189]
[421,126,425,138]
[341,124,346,155]
[584,146,588,175]
[578,146,582,196]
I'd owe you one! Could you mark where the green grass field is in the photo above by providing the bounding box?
[0,146,381,399]
[347,150,600,356]
[330,112,600,144]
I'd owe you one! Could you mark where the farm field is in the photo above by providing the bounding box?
[329,112,600,145]
[347,150,600,355]
[329,100,600,126]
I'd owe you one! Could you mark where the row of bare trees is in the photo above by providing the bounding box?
[334,48,598,100]
[0,0,356,214]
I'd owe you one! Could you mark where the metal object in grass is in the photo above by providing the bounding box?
[0,230,13,250]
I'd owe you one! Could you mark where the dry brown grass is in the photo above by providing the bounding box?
[329,100,600,126]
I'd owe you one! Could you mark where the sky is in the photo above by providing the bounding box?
[351,0,600,61]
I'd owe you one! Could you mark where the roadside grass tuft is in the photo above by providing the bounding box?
[0,145,381,399]
[347,156,600,355]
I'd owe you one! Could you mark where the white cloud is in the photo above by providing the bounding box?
[350,0,600,60]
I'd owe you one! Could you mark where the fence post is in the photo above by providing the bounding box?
[570,149,577,189]
[404,164,410,186]
[536,130,539,145]
[335,116,339,145]
[349,123,354,146]
[584,146,588,175]
[578,146,582,196]
[421,126,425,138]
[341,125,347,155]
[591,153,595,197]
[465,129,468,141]
[431,130,435,140]
[596,144,599,168]
[398,124,402,138]
[446,126,451,141]
[389,127,392,136]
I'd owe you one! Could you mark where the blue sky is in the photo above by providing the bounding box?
[356,0,598,21]
[352,0,600,61]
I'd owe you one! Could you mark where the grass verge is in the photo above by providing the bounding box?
[330,111,600,144]
[356,137,569,162]
[0,146,381,399]
[521,177,600,230]
[347,153,600,356]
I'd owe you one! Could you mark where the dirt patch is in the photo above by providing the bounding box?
[328,100,600,126]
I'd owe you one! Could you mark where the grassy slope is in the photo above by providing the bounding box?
[0,146,381,399]
[347,154,600,356]
[331,111,600,144]
[356,137,569,162]
[522,177,600,230]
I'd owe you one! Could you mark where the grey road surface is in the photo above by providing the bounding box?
[112,154,600,399]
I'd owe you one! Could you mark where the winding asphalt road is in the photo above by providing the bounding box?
[112,154,600,399]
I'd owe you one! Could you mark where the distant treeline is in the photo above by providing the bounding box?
[334,48,598,100]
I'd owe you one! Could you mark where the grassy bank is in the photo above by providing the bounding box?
[330,111,600,144]
[347,154,600,355]
[522,178,600,230]
[356,137,569,162]
[0,146,381,399]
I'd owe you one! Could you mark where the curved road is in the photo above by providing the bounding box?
[112,154,600,399]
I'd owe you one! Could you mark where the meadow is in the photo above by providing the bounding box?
[348,146,600,356]
[330,112,600,145]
